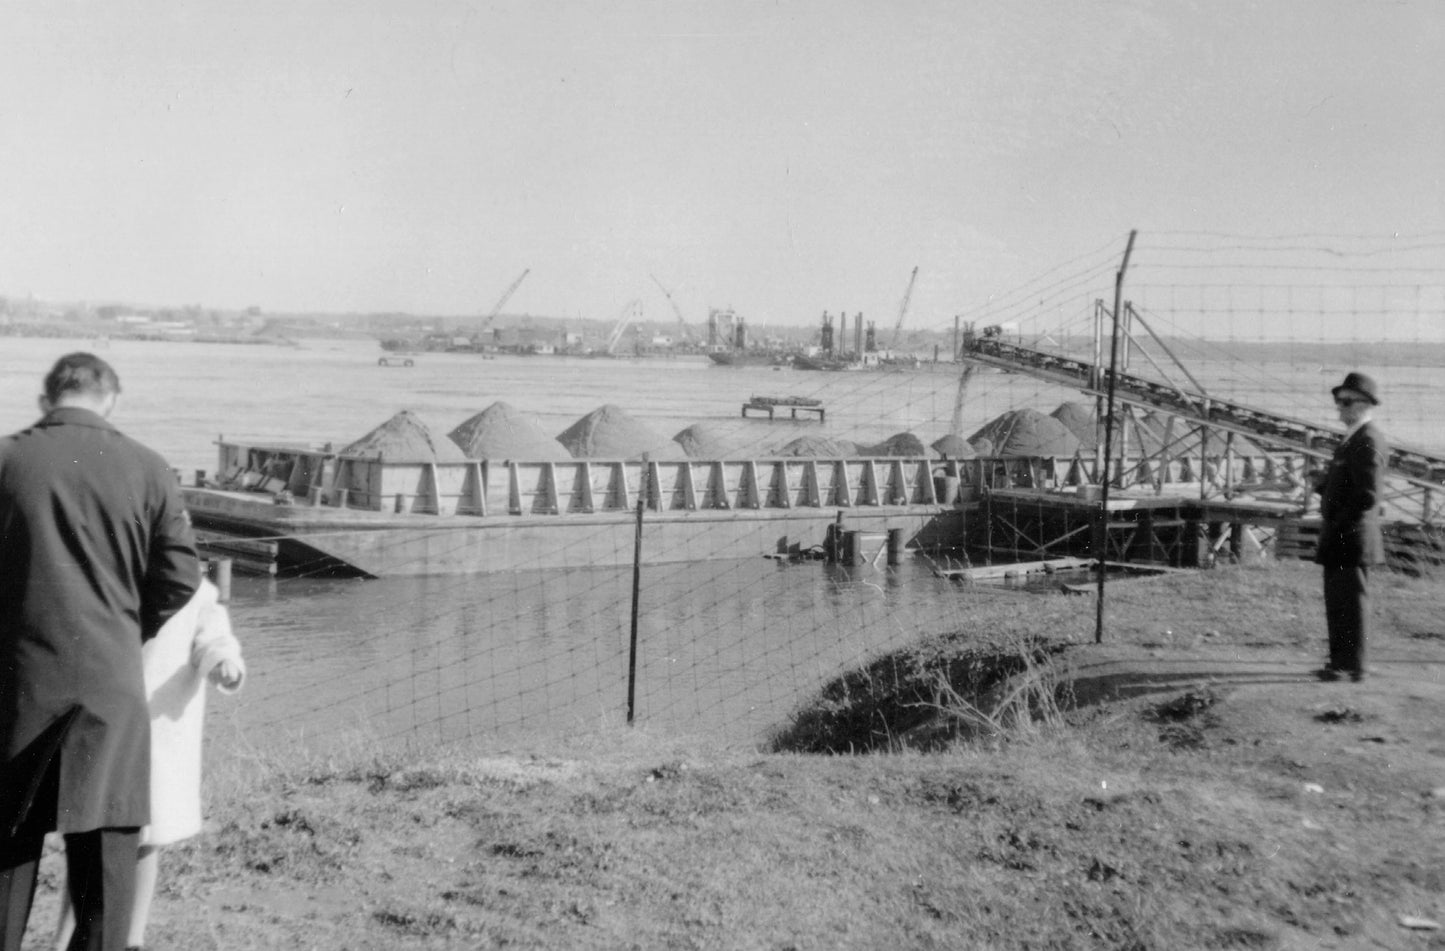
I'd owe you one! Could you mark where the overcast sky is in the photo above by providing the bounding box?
[3,1,1442,335]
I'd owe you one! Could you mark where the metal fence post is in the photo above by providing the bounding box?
[627,496,643,724]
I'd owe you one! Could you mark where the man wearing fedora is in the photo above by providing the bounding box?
[1312,371,1387,682]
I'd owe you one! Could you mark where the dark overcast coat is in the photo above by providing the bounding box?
[0,406,199,834]
[1314,420,1387,568]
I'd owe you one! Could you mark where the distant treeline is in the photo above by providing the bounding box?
[1173,339,1445,368]
[1044,334,1445,369]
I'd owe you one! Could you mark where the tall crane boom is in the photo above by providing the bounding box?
[650,274,691,342]
[889,266,919,350]
[605,299,642,354]
[481,268,530,333]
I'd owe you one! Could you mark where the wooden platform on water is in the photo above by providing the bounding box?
[932,557,1189,584]
[741,395,826,422]
[195,530,279,576]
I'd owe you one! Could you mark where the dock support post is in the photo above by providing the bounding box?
[824,511,845,563]
[983,489,994,566]
[208,558,233,603]
[1183,520,1209,568]
[886,528,903,566]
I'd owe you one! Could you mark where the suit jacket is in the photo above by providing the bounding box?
[0,406,199,834]
[1314,420,1387,568]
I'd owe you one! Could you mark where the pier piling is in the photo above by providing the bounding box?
[207,557,233,602]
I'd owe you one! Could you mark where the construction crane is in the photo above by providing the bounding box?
[479,268,530,335]
[888,265,919,350]
[605,299,642,354]
[650,274,692,343]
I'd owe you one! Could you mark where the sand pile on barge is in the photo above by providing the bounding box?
[1049,401,1100,445]
[775,435,859,457]
[340,411,469,462]
[449,402,570,461]
[856,432,928,457]
[1141,411,1266,456]
[970,409,1080,458]
[557,405,687,460]
[673,420,768,459]
[930,434,978,458]
[1051,401,1165,455]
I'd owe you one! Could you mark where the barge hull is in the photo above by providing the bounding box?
[182,452,964,577]
[184,487,955,577]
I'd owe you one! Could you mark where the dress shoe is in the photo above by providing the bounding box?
[1348,669,1365,683]
[1314,667,1341,682]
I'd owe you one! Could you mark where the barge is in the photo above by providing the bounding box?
[182,438,964,578]
[182,423,1354,580]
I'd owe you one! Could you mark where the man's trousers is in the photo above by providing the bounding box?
[1,748,140,951]
[1322,564,1369,674]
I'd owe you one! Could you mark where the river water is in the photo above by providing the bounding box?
[1,336,1438,755]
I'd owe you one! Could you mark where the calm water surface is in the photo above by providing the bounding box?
[2,336,1438,753]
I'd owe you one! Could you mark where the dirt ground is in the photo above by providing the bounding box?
[15,564,1445,950]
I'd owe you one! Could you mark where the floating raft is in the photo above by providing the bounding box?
[195,530,278,576]
[932,556,1093,580]
[741,395,826,422]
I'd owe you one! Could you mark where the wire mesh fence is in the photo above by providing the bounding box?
[8,231,1430,758]
[211,513,1018,756]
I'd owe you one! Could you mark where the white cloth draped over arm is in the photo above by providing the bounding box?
[141,578,244,846]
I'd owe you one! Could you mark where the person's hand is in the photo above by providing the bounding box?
[209,659,244,689]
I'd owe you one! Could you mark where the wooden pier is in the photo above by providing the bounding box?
[196,530,278,576]
[741,395,826,422]
[969,487,1300,570]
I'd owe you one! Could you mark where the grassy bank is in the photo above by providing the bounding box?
[22,561,1445,950]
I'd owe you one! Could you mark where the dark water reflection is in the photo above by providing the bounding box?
[207,553,998,754]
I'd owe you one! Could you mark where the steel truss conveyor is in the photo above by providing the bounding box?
[960,334,1445,501]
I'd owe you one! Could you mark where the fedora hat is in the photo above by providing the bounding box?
[1331,371,1380,406]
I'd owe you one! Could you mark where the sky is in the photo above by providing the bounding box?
[3,0,1443,337]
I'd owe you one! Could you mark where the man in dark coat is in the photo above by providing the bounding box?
[0,353,199,950]
[1312,371,1387,683]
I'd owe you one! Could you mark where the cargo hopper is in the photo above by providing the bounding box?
[181,438,964,578]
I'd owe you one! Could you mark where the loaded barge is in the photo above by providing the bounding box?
[180,434,1359,581]
[181,438,963,578]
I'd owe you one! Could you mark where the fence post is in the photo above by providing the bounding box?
[207,557,233,602]
[627,496,643,724]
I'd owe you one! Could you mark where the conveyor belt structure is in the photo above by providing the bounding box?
[960,333,1445,523]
